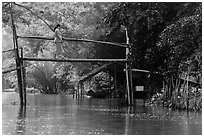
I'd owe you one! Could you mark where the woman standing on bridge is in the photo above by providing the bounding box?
[53,24,65,58]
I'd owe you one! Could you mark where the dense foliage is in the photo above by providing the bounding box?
[102,2,201,110]
[103,2,201,74]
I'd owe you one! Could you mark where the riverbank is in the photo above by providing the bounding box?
[148,90,202,112]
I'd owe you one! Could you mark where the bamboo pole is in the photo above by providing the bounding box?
[21,47,27,105]
[131,69,150,73]
[17,36,127,48]
[76,84,78,99]
[76,83,80,99]
[125,50,130,104]
[125,27,132,105]
[72,87,75,98]
[108,71,111,98]
[79,83,81,98]
[114,64,117,98]
[83,83,85,98]
[2,49,16,53]
[10,3,24,106]
[163,80,165,106]
[80,83,83,98]
[129,63,134,105]
[129,44,134,105]
[22,57,127,63]
[186,69,189,111]
[79,83,81,99]
[82,83,84,98]
[2,68,17,74]
[2,67,23,74]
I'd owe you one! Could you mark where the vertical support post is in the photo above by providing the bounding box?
[114,64,117,98]
[73,87,75,98]
[82,83,84,98]
[125,34,130,104]
[80,83,83,98]
[76,83,79,99]
[21,47,26,105]
[78,83,80,99]
[81,83,83,98]
[10,3,24,106]
[125,27,133,105]
[162,80,165,107]
[186,68,189,112]
[129,44,134,105]
[108,71,111,98]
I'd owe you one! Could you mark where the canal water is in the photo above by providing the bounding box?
[2,92,202,135]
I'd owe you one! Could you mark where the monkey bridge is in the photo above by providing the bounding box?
[3,2,135,106]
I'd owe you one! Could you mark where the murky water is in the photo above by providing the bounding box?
[2,92,202,135]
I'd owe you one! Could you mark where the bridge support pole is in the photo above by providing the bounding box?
[10,3,24,106]
[80,83,83,98]
[21,47,27,105]
[82,83,85,98]
[114,64,117,98]
[76,83,79,99]
[125,27,133,106]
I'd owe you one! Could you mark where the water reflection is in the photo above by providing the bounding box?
[15,106,26,135]
[125,106,132,134]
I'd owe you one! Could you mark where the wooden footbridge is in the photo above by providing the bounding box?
[2,3,140,106]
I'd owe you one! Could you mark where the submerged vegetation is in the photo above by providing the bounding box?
[2,2,201,111]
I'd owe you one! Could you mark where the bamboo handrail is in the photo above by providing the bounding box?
[2,68,17,74]
[22,57,127,63]
[2,66,24,74]
[2,49,16,53]
[131,69,150,73]
[17,35,127,48]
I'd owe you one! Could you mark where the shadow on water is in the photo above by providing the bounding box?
[15,106,26,135]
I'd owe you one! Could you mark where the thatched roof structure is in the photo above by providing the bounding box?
[78,63,113,83]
